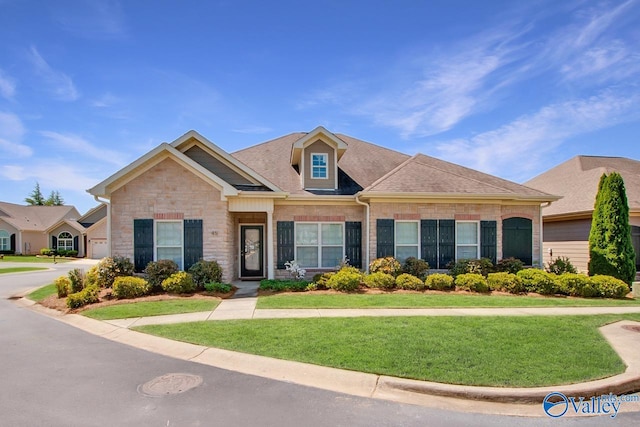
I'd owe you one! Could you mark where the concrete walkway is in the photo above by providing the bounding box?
[15,296,640,416]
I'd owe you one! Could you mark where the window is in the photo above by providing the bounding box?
[395,221,419,262]
[0,230,9,251]
[295,223,343,268]
[456,221,479,260]
[156,221,183,269]
[311,153,328,179]
[58,232,73,251]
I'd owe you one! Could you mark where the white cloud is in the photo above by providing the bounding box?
[28,46,79,101]
[0,112,32,157]
[0,161,98,192]
[90,92,120,108]
[0,69,16,99]
[38,131,127,167]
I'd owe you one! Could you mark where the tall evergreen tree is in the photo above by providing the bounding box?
[45,190,64,206]
[25,182,45,205]
[588,172,636,284]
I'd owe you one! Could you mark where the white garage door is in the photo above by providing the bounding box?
[91,240,108,259]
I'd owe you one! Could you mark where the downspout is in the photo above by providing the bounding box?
[355,194,370,272]
[94,196,111,258]
[539,201,552,269]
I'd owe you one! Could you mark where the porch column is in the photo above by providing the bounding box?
[266,209,274,279]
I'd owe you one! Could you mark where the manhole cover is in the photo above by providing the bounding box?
[622,325,640,333]
[139,373,203,397]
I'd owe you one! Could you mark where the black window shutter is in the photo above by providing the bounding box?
[52,236,57,249]
[184,219,203,271]
[134,219,154,273]
[420,220,438,268]
[480,220,497,263]
[73,236,79,252]
[277,221,294,269]
[438,220,455,269]
[345,221,362,268]
[10,234,16,253]
[376,219,394,258]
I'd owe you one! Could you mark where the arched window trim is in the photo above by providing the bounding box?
[57,231,74,251]
[0,229,9,251]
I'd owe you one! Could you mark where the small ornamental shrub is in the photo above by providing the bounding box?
[401,257,430,279]
[363,272,396,290]
[495,258,525,274]
[425,273,455,291]
[112,276,150,299]
[68,268,85,293]
[259,279,309,292]
[40,248,52,256]
[66,250,78,257]
[448,258,494,278]
[517,269,558,295]
[145,260,179,291]
[590,275,631,299]
[327,268,362,292]
[161,272,196,294]
[312,272,334,290]
[84,266,99,288]
[546,256,578,275]
[188,260,223,289]
[395,273,425,291]
[54,275,71,298]
[284,260,306,280]
[66,285,100,309]
[455,273,489,293]
[112,256,135,277]
[555,273,595,297]
[369,257,402,277]
[487,272,525,294]
[204,282,233,293]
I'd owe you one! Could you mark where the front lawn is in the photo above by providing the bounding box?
[0,255,70,263]
[82,299,220,320]
[257,292,640,309]
[135,314,640,387]
[27,284,57,302]
[0,267,48,274]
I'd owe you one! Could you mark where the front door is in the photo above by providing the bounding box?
[240,225,264,278]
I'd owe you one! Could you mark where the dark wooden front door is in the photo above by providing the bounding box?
[240,225,264,278]
[502,217,532,265]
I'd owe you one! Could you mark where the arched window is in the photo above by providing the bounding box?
[58,232,74,251]
[0,230,9,251]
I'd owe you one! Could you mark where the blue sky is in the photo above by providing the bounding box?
[1,0,639,214]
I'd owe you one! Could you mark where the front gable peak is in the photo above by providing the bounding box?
[290,126,348,191]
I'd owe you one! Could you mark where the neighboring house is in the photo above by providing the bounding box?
[88,127,558,282]
[525,155,640,272]
[0,201,107,258]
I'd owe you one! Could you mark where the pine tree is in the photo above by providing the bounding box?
[45,190,64,206]
[588,172,636,284]
[25,182,45,206]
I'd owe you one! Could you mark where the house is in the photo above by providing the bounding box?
[0,201,108,257]
[525,155,640,272]
[88,127,559,282]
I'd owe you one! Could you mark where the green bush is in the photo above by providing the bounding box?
[112,276,150,299]
[259,279,309,292]
[495,258,524,274]
[455,273,489,293]
[68,268,84,293]
[84,266,99,288]
[363,272,396,290]
[54,275,71,298]
[546,256,577,275]
[311,272,333,290]
[95,257,133,288]
[590,275,631,299]
[487,272,525,294]
[161,272,196,294]
[555,273,596,297]
[395,273,425,290]
[40,248,52,256]
[517,269,558,295]
[327,268,362,292]
[113,256,135,276]
[425,273,455,291]
[448,258,494,278]
[66,285,100,309]
[204,282,233,293]
[145,260,179,291]
[66,250,78,257]
[401,257,430,279]
[188,260,223,289]
[369,257,402,277]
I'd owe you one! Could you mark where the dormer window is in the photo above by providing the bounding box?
[312,153,328,179]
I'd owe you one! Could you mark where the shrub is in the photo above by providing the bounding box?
[84,266,99,288]
[455,273,489,293]
[425,273,455,291]
[487,272,525,294]
[369,257,402,277]
[363,272,396,290]
[517,269,558,295]
[66,250,78,257]
[448,258,494,278]
[66,285,100,309]
[259,279,309,292]
[204,282,233,293]
[68,268,85,293]
[284,260,306,280]
[54,275,71,298]
[590,275,631,299]
[188,260,223,289]
[395,273,425,290]
[112,256,135,276]
[555,273,595,297]
[401,257,429,279]
[546,256,577,275]
[145,260,179,291]
[112,276,150,299]
[494,258,525,274]
[312,272,334,290]
[161,272,196,294]
[40,248,52,256]
[327,268,362,292]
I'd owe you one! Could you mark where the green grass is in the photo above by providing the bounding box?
[0,255,70,263]
[82,299,220,320]
[256,293,640,309]
[135,314,640,387]
[26,284,57,302]
[0,267,48,274]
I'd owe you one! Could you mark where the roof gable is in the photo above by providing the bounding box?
[0,202,80,231]
[290,126,348,167]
